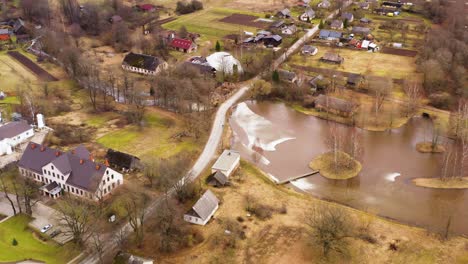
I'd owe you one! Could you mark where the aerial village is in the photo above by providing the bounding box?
[0,0,467,263]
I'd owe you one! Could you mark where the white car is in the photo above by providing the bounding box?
[40,224,53,233]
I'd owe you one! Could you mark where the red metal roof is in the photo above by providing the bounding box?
[170,38,194,50]
[138,4,156,11]
[0,34,10,41]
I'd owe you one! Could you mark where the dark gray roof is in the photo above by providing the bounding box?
[319,30,342,39]
[191,190,219,220]
[277,8,291,16]
[271,20,285,28]
[264,35,282,41]
[0,121,32,140]
[330,20,343,28]
[309,74,324,87]
[213,171,228,185]
[19,143,58,174]
[302,45,317,53]
[352,26,371,34]
[360,18,371,23]
[278,69,297,81]
[18,143,108,192]
[122,52,164,71]
[44,181,58,191]
[182,62,216,75]
[69,145,91,160]
[347,73,362,84]
[304,8,315,18]
[342,12,354,21]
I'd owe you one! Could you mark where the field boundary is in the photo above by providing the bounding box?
[7,51,58,81]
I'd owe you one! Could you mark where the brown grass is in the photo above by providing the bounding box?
[416,142,446,153]
[309,151,362,180]
[413,177,468,189]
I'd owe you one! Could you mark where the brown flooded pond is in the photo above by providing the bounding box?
[229,101,468,235]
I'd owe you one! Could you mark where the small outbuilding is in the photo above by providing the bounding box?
[169,38,197,53]
[320,52,344,64]
[212,149,240,178]
[263,35,282,47]
[347,73,362,86]
[281,25,297,35]
[184,190,219,226]
[318,0,331,8]
[276,8,291,18]
[301,45,318,55]
[300,8,316,21]
[319,30,342,40]
[341,12,354,22]
[105,149,143,171]
[315,94,357,117]
[352,26,371,35]
[330,20,343,29]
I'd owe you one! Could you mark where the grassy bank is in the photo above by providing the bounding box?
[0,215,79,264]
[310,151,362,180]
[413,177,468,189]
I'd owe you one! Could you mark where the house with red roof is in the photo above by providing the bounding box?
[169,38,197,53]
[136,4,157,12]
[0,29,10,42]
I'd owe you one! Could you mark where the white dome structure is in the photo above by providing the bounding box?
[206,52,243,75]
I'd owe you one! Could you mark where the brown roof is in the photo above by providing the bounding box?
[315,94,357,113]
[0,121,32,140]
[321,52,343,63]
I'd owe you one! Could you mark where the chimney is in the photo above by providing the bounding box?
[31,143,36,149]
[105,159,110,167]
[95,164,101,171]
[80,159,84,165]
[55,151,61,157]
[40,146,46,152]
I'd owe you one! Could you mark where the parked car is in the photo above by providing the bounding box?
[40,224,53,233]
[50,229,61,238]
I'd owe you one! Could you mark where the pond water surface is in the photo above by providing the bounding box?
[229,101,468,235]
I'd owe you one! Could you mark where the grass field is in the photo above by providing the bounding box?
[0,215,79,264]
[0,52,38,92]
[96,109,201,159]
[287,46,419,79]
[163,8,265,42]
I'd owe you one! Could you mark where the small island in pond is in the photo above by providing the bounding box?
[413,177,468,189]
[310,151,362,180]
[416,141,446,153]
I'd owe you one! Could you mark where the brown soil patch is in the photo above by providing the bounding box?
[381,47,418,57]
[220,13,269,28]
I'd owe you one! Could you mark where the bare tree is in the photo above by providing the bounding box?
[91,232,104,264]
[403,79,421,116]
[367,76,392,116]
[306,204,354,258]
[123,192,148,246]
[55,198,94,246]
[0,174,17,216]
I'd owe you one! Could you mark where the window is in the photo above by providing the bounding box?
[80,190,83,195]
[112,183,115,189]
[61,176,64,180]
[107,177,109,182]
[51,165,54,170]
[117,180,121,185]
[53,173,55,178]
[106,171,109,175]
[111,175,114,180]
[43,169,46,174]
[48,171,51,176]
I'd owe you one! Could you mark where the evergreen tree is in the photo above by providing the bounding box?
[12,238,18,246]
[343,18,349,28]
[319,20,324,29]
[272,70,280,83]
[215,41,221,51]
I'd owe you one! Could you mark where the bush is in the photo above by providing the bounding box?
[428,92,452,109]
[12,238,18,246]
[176,0,203,14]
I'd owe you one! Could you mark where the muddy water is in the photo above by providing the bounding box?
[229,101,468,235]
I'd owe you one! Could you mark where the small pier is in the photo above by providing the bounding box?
[277,170,319,184]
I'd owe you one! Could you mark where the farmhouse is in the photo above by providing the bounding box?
[330,20,343,29]
[315,94,357,117]
[122,52,167,75]
[18,143,124,200]
[276,8,291,18]
[300,8,316,21]
[184,190,219,226]
[301,45,318,55]
[270,20,285,29]
[169,38,197,53]
[341,12,354,22]
[136,4,157,12]
[263,34,282,47]
[281,24,297,35]
[105,149,143,171]
[359,2,370,9]
[320,52,344,64]
[0,121,34,155]
[319,30,342,40]
[352,26,371,35]
[318,0,331,8]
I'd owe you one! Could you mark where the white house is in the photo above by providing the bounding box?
[0,121,34,155]
[184,190,219,226]
[18,143,123,201]
[212,149,240,178]
[122,52,167,76]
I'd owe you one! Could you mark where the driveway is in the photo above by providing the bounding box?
[0,195,71,244]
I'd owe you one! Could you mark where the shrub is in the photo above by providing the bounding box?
[12,238,18,246]
[428,92,452,109]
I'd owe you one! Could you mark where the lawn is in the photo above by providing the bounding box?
[162,8,264,42]
[287,46,419,79]
[0,215,79,264]
[96,110,201,159]
[0,52,38,93]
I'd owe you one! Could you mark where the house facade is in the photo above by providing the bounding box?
[0,121,34,155]
[300,8,315,21]
[184,190,219,225]
[122,52,167,75]
[18,143,123,200]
